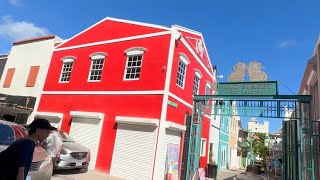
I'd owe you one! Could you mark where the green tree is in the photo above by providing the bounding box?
[252,133,270,160]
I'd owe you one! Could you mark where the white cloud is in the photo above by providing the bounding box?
[277,40,297,48]
[9,0,22,6]
[0,16,50,41]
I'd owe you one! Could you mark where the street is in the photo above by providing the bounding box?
[51,169,124,180]
[51,169,282,180]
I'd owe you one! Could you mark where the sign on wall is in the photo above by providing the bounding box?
[166,144,180,180]
[218,81,278,96]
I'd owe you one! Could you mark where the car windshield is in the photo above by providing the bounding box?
[0,124,27,145]
[59,130,74,142]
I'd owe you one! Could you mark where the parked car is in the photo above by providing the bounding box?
[0,120,53,180]
[23,125,91,170]
[55,129,90,170]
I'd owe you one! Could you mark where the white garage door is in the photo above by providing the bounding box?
[110,124,157,180]
[47,118,61,128]
[159,129,181,180]
[69,117,102,170]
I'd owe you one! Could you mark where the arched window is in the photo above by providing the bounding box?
[124,47,146,80]
[193,69,202,95]
[88,52,107,82]
[59,56,76,83]
[176,53,190,88]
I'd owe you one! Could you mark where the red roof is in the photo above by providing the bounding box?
[13,35,56,45]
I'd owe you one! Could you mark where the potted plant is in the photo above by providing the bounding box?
[207,144,218,179]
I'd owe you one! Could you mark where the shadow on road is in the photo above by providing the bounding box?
[53,169,89,175]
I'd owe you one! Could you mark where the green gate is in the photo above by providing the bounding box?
[185,81,315,180]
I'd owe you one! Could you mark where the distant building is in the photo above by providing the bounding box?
[0,35,62,124]
[0,53,8,79]
[268,128,282,158]
[247,118,269,134]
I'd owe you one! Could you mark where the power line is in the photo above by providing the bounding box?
[278,80,296,95]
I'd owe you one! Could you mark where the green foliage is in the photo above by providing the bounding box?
[240,140,250,157]
[251,133,270,160]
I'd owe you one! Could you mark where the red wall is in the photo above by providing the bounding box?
[38,94,163,172]
[58,19,168,49]
[44,35,171,91]
[166,36,214,170]
[40,19,215,175]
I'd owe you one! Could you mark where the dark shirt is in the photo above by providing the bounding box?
[0,138,36,180]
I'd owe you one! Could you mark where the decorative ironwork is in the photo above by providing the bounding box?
[227,61,268,82]
[228,62,246,82]
[247,62,268,81]
[187,93,315,180]
[186,101,203,180]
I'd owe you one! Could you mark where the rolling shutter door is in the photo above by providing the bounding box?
[47,118,61,128]
[159,129,181,180]
[69,117,102,170]
[110,124,157,180]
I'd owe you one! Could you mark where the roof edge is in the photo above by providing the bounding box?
[13,35,56,45]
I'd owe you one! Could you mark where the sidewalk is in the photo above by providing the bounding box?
[206,169,245,180]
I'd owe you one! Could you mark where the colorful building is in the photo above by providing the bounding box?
[217,101,230,170]
[0,35,61,123]
[35,17,216,179]
[228,114,240,170]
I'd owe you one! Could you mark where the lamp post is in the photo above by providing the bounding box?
[248,136,254,165]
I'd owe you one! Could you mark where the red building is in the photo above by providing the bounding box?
[36,17,216,179]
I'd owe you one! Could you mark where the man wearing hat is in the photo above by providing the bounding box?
[0,118,55,180]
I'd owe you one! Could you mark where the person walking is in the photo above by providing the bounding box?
[273,158,281,179]
[0,119,55,180]
[266,158,272,176]
[42,129,63,166]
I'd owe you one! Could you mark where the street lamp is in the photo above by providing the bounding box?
[246,129,254,165]
[247,136,254,165]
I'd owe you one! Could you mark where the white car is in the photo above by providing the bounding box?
[54,129,91,170]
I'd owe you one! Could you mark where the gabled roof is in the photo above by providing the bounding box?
[173,25,214,77]
[54,17,171,49]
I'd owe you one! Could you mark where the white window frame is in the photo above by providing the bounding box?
[200,138,207,157]
[193,69,202,95]
[88,52,107,82]
[59,56,76,83]
[123,47,146,81]
[221,146,226,168]
[176,53,190,89]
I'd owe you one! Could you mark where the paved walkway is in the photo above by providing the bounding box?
[51,169,123,180]
[51,169,282,180]
[206,169,245,180]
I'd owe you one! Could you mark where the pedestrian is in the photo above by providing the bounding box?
[273,158,281,178]
[41,129,63,166]
[0,118,55,180]
[266,158,272,176]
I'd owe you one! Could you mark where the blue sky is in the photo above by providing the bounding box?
[1,0,319,133]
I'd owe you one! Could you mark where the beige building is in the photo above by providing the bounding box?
[229,115,240,169]
[299,37,320,178]
[247,118,269,134]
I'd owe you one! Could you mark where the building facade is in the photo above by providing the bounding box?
[299,37,320,178]
[0,53,8,79]
[229,115,240,170]
[209,99,221,165]
[35,17,216,179]
[247,118,269,134]
[217,101,230,170]
[0,35,61,124]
